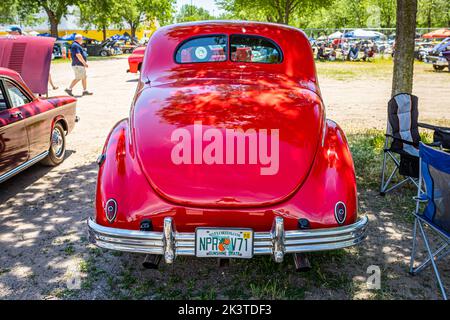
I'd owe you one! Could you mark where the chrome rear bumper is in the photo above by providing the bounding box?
[88,216,368,263]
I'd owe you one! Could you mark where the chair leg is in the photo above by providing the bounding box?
[383,176,409,194]
[409,218,418,274]
[380,151,388,195]
[413,242,449,275]
[418,221,448,300]
[381,161,399,195]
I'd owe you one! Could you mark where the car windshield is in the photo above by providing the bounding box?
[175,34,283,64]
[175,35,227,63]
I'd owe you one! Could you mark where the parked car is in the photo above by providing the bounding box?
[51,40,71,59]
[0,37,77,183]
[127,46,145,73]
[117,40,137,54]
[88,21,368,267]
[85,39,114,57]
[425,38,450,71]
[414,41,435,61]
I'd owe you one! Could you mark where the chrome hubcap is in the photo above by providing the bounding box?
[51,128,64,157]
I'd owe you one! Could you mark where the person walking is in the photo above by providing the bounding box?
[65,34,93,96]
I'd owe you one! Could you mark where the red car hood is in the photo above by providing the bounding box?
[0,36,55,95]
[132,78,324,208]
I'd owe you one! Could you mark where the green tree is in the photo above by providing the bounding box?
[417,0,450,29]
[373,0,396,28]
[118,0,175,38]
[295,0,366,29]
[217,0,332,25]
[0,0,40,26]
[0,0,73,36]
[176,4,215,23]
[35,0,77,37]
[78,0,122,41]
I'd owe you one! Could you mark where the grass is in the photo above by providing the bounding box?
[316,57,436,81]
[316,57,394,80]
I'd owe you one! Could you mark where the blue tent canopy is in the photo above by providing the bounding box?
[110,34,131,41]
[57,33,90,41]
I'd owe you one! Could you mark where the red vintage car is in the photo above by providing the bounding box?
[89,21,368,267]
[127,46,146,73]
[0,36,77,183]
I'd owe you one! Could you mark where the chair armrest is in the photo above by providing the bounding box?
[418,122,450,132]
[385,134,418,147]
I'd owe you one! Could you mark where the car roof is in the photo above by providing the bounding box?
[160,20,305,33]
[0,67,23,82]
[142,20,318,89]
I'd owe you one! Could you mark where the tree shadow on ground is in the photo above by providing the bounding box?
[0,159,97,299]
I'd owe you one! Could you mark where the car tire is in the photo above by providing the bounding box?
[433,65,445,71]
[100,50,108,57]
[41,122,66,166]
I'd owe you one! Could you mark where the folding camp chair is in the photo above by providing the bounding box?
[380,93,450,195]
[409,143,450,300]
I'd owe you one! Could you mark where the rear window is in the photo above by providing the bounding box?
[230,35,282,63]
[175,35,227,63]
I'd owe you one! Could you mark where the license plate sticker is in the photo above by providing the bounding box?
[195,228,253,259]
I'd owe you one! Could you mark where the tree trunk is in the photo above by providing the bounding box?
[391,0,418,97]
[130,24,136,39]
[45,9,59,38]
[102,26,107,41]
[283,0,290,25]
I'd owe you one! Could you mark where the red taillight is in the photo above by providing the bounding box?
[335,201,346,225]
[105,199,117,223]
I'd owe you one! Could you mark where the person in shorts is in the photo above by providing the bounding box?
[65,34,92,96]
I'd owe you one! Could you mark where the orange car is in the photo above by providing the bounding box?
[127,46,146,73]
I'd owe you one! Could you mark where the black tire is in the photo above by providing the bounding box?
[433,65,445,71]
[41,123,66,166]
[100,50,108,57]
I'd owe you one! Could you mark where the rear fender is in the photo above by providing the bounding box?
[294,119,357,227]
[95,119,165,228]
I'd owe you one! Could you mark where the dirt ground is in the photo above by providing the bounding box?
[0,57,449,299]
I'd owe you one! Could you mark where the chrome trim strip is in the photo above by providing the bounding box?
[88,215,368,262]
[0,151,49,183]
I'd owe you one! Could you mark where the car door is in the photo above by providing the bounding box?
[0,78,29,179]
[2,79,52,161]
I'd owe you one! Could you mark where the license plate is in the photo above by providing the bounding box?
[195,228,253,259]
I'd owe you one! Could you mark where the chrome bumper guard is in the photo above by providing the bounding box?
[88,216,368,264]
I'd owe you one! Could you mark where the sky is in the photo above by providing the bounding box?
[176,0,225,16]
